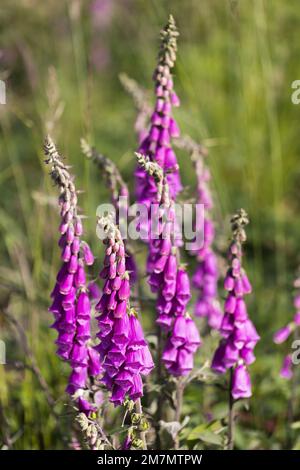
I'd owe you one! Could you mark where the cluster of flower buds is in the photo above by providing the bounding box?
[273,275,300,379]
[176,136,222,329]
[212,209,260,399]
[137,154,201,375]
[81,138,137,284]
[135,14,182,231]
[120,400,150,450]
[95,215,154,406]
[44,136,101,412]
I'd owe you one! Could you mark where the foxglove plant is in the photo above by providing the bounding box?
[274,275,300,379]
[136,154,201,376]
[135,14,182,236]
[95,215,154,407]
[211,209,259,396]
[44,136,101,413]
[211,209,259,449]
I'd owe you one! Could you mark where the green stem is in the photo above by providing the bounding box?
[174,377,184,449]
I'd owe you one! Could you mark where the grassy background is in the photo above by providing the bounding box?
[0,0,300,449]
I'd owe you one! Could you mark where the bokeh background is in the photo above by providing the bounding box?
[1,0,300,449]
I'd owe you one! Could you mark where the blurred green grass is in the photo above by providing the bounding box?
[1,0,300,449]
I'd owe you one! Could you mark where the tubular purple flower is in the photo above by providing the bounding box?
[273,325,292,344]
[211,209,259,399]
[44,136,101,413]
[95,216,154,406]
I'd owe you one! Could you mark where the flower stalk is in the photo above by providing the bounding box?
[211,209,260,449]
[95,215,154,407]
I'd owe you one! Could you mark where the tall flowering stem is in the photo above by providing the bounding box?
[81,138,129,208]
[211,209,260,449]
[136,153,201,373]
[81,138,137,284]
[176,136,222,330]
[135,15,182,232]
[44,136,101,413]
[131,16,200,446]
[94,214,153,449]
[136,154,201,447]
